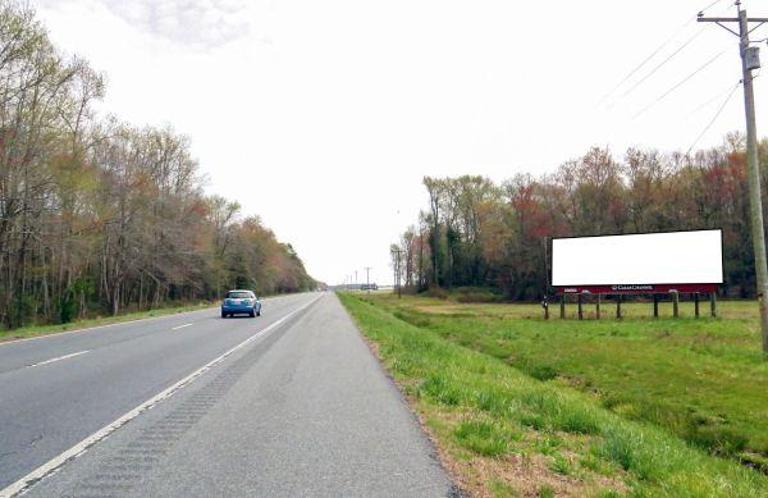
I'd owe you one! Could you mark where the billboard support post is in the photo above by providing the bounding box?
[596,294,601,319]
[711,293,717,318]
[560,295,566,319]
[694,293,700,318]
[672,291,679,318]
[616,295,622,320]
[577,294,583,320]
[653,295,659,318]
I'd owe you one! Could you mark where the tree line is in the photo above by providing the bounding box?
[0,2,314,329]
[391,135,768,300]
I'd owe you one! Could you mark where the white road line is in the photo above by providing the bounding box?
[0,294,323,498]
[171,323,193,331]
[0,308,216,347]
[27,350,90,368]
[0,294,292,348]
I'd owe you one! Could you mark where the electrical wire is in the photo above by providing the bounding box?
[597,31,691,106]
[698,0,727,15]
[685,80,741,156]
[633,49,728,119]
[597,0,727,107]
[620,29,705,99]
[686,81,741,116]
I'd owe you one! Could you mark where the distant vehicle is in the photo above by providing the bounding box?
[359,283,379,291]
[221,290,261,318]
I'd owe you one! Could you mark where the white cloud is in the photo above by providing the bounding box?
[36,0,262,47]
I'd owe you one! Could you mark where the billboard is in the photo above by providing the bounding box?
[551,229,723,294]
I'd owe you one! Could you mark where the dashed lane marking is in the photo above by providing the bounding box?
[27,350,90,368]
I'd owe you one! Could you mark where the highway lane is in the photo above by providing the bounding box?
[0,293,317,492]
[1,293,454,497]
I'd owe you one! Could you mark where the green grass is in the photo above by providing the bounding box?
[370,294,768,465]
[0,301,217,342]
[339,292,768,497]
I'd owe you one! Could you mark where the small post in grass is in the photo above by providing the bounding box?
[596,294,601,319]
[694,292,700,318]
[616,294,622,319]
[560,294,566,319]
[672,291,679,318]
[577,293,583,320]
[653,294,659,318]
[710,292,717,318]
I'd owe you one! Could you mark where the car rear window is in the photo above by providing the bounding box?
[226,291,253,299]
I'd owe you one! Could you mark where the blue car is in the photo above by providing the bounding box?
[221,290,262,318]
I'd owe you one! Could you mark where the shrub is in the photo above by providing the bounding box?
[423,286,449,299]
[454,287,503,303]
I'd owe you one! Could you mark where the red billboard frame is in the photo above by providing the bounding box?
[556,283,719,295]
[549,229,723,296]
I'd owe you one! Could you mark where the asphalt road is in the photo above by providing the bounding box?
[0,292,454,497]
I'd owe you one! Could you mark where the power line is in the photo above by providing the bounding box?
[686,80,741,116]
[597,30,691,106]
[632,48,728,119]
[698,0,727,15]
[598,0,727,106]
[620,29,705,99]
[686,80,742,155]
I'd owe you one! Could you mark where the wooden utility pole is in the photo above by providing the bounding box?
[365,267,372,293]
[699,3,768,356]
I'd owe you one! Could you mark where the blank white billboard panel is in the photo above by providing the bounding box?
[551,230,723,287]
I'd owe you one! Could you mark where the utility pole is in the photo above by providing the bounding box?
[699,3,768,357]
[365,267,372,293]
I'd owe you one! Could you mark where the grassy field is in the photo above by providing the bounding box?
[339,292,768,497]
[0,301,216,343]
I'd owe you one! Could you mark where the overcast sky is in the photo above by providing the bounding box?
[31,0,767,285]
